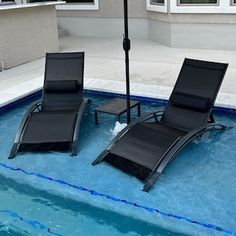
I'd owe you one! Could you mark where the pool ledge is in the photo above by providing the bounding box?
[0,76,235,111]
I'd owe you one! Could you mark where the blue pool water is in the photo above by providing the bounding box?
[0,174,182,236]
[0,92,235,236]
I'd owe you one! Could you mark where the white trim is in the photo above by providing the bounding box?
[170,0,236,13]
[146,0,167,13]
[56,0,99,11]
[0,1,64,10]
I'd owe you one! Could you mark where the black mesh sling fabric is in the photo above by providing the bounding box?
[161,58,227,131]
[41,52,84,111]
[20,52,84,151]
[103,58,228,180]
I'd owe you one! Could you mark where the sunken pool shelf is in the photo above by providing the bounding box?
[94,98,141,124]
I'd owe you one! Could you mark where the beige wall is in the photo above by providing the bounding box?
[56,0,236,50]
[57,0,148,39]
[0,6,59,69]
[57,0,147,18]
[56,0,236,31]
[57,17,149,38]
[147,12,236,24]
[57,0,236,24]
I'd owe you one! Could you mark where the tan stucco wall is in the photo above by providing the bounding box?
[57,0,147,18]
[56,0,236,50]
[147,12,236,24]
[0,5,59,69]
[57,0,236,23]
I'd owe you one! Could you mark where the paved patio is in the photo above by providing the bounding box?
[0,36,236,108]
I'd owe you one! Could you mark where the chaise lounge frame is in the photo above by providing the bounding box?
[9,52,90,159]
[92,58,230,192]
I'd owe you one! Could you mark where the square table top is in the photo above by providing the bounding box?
[95,98,140,115]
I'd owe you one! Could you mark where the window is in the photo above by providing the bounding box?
[171,0,236,13]
[57,0,99,10]
[146,0,167,13]
[178,0,218,4]
[150,0,164,5]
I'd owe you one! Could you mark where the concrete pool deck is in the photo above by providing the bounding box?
[0,35,236,109]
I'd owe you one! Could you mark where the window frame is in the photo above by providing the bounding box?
[170,0,236,13]
[56,0,99,10]
[231,0,236,5]
[146,0,168,13]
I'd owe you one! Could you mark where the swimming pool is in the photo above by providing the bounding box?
[1,174,185,236]
[0,92,235,236]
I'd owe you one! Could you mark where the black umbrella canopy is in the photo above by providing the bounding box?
[123,0,131,124]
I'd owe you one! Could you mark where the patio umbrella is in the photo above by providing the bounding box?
[123,0,131,124]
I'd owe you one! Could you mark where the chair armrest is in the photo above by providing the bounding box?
[14,100,42,143]
[71,98,91,155]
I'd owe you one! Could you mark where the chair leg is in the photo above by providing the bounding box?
[8,143,20,159]
[143,171,161,192]
[71,142,77,156]
[137,103,141,117]
[209,113,215,123]
[92,150,109,166]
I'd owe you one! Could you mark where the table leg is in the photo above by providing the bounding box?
[116,115,120,123]
[94,110,99,125]
[137,103,141,117]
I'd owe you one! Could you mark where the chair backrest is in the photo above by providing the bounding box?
[41,52,84,111]
[161,58,228,131]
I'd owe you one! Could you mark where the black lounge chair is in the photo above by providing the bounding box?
[92,58,229,192]
[9,52,90,159]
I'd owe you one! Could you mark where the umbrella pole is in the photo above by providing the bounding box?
[123,0,131,124]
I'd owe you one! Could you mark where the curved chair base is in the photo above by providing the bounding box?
[8,99,90,159]
[92,110,232,192]
[143,123,230,192]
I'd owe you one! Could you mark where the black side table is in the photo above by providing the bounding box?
[94,98,141,124]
